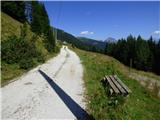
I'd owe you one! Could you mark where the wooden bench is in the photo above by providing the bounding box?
[101,75,131,96]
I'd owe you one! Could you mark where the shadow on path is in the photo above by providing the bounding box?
[38,70,94,120]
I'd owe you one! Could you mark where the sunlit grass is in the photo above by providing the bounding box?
[1,12,61,86]
[73,48,160,120]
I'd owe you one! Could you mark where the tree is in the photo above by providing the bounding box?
[31,1,43,35]
[115,39,128,64]
[31,1,50,36]
[46,27,55,52]
[134,35,153,71]
[1,1,26,22]
[30,1,55,52]
[104,34,157,73]
[154,40,160,74]
[105,42,116,56]
[125,35,136,67]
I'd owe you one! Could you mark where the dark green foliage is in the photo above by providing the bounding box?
[31,1,43,35]
[31,1,49,35]
[57,29,86,49]
[19,58,36,69]
[46,27,55,52]
[105,42,116,56]
[30,1,55,52]
[77,37,106,53]
[105,35,160,75]
[154,40,160,74]
[1,35,44,69]
[1,1,26,22]
[134,36,153,71]
[1,27,45,70]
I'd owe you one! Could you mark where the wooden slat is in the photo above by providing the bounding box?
[109,75,127,94]
[114,75,131,93]
[105,76,120,94]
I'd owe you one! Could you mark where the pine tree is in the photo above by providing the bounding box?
[126,35,136,66]
[47,27,55,52]
[31,1,42,35]
[1,1,26,22]
[134,35,153,71]
[154,40,160,74]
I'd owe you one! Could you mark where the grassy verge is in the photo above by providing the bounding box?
[73,48,160,120]
[1,11,61,86]
[1,44,61,87]
[1,12,22,41]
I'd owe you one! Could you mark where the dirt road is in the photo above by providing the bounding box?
[1,46,89,120]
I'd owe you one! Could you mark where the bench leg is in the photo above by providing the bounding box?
[109,89,113,96]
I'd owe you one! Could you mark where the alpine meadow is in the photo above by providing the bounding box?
[1,1,160,120]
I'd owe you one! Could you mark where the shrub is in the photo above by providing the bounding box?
[19,58,36,69]
[2,35,22,63]
[1,35,45,69]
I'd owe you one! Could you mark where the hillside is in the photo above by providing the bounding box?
[77,37,106,52]
[1,12,59,86]
[72,47,160,120]
[1,12,23,40]
[57,29,106,53]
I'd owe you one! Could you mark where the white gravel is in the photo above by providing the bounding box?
[1,46,88,120]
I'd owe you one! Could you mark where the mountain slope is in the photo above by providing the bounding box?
[57,29,94,51]
[1,12,59,85]
[57,29,106,53]
[1,12,22,41]
[77,37,106,52]
[72,47,160,120]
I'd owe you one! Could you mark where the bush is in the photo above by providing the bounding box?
[2,35,22,63]
[19,58,36,69]
[1,35,45,69]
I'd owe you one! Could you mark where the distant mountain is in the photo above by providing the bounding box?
[104,37,117,43]
[77,37,106,52]
[57,29,83,47]
[57,29,106,53]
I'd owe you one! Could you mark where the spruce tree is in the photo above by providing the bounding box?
[31,1,42,35]
[134,35,153,71]
[1,1,26,22]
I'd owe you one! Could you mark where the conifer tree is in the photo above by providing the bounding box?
[1,1,26,22]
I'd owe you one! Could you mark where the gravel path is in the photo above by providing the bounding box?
[1,46,89,120]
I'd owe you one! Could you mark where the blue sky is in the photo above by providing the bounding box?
[43,1,160,40]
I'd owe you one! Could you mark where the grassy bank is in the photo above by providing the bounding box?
[1,12,60,86]
[73,48,160,120]
[1,48,60,87]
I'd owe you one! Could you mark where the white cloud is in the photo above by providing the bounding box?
[80,31,94,35]
[153,30,160,35]
[90,32,94,34]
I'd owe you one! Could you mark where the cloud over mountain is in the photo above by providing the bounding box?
[80,31,94,35]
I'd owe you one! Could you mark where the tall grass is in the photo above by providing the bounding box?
[73,48,160,120]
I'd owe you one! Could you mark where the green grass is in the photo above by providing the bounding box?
[1,49,59,87]
[1,62,25,86]
[1,12,61,86]
[1,12,22,41]
[73,48,160,120]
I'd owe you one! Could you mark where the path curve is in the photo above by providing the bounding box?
[1,46,89,120]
